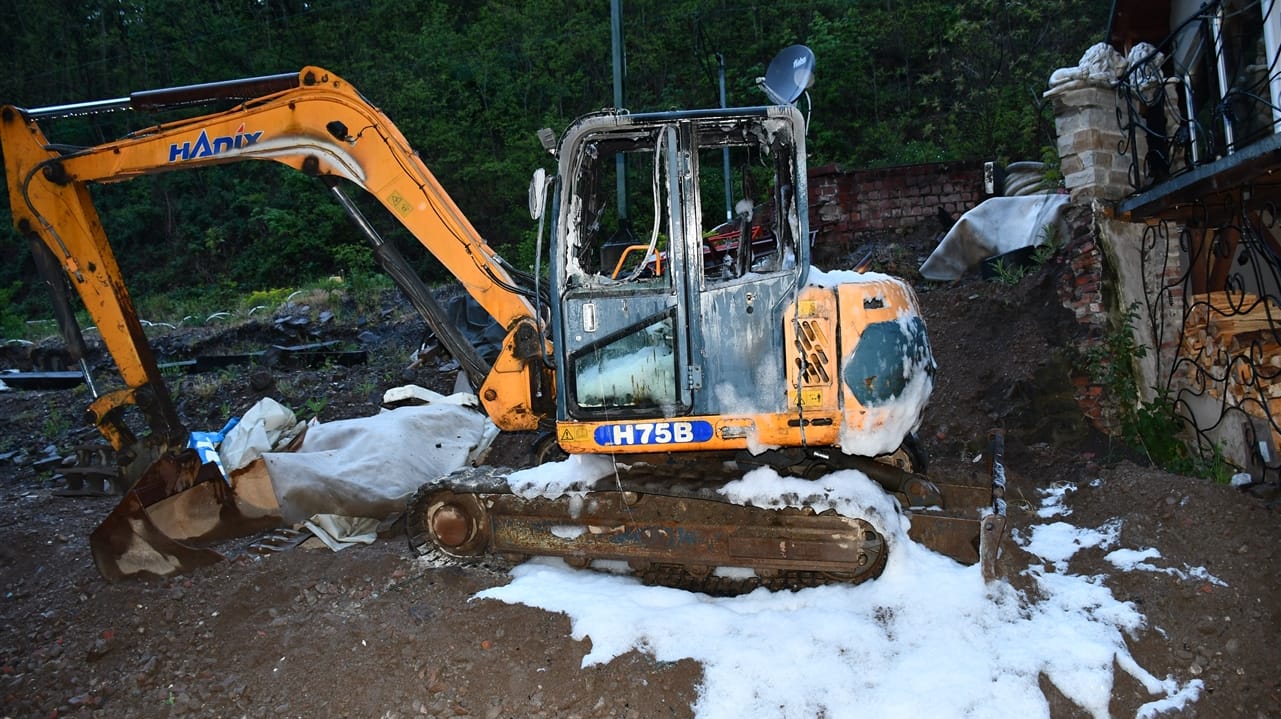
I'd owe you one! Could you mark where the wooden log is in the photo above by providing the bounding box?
[1196,290,1261,312]
[1210,315,1281,336]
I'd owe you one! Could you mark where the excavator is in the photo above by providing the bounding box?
[1,65,1006,592]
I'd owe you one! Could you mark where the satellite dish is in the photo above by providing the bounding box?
[757,45,815,105]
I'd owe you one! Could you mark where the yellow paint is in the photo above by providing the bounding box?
[788,388,823,408]
[1,66,547,447]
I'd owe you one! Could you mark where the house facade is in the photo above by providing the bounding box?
[1052,0,1281,479]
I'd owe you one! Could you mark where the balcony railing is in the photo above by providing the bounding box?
[1115,1,1281,480]
[1116,0,1281,195]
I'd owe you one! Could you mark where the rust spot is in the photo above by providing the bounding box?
[431,504,471,548]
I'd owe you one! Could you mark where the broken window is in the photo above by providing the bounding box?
[695,121,801,284]
[571,314,678,412]
[566,128,673,288]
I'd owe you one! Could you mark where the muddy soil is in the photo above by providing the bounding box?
[1,232,1279,718]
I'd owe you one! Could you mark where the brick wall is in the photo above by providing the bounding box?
[806,158,1118,431]
[1054,205,1113,432]
[808,160,986,256]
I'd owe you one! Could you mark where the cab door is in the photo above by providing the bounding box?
[683,111,809,420]
[554,120,695,425]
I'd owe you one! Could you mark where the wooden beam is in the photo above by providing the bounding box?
[1187,226,1210,295]
[1208,225,1241,292]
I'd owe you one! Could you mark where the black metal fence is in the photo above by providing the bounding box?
[1117,0,1280,190]
[1139,199,1281,481]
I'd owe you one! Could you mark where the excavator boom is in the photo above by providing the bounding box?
[2,67,550,475]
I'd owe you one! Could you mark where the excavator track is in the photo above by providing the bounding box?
[405,465,889,595]
[405,434,1007,595]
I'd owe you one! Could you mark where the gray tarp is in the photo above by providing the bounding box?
[919,194,1070,281]
[262,402,491,524]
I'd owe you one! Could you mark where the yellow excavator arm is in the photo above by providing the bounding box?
[2,67,548,473]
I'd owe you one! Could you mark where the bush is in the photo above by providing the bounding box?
[0,281,27,339]
[1087,302,1235,481]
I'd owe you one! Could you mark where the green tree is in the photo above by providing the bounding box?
[0,0,1114,322]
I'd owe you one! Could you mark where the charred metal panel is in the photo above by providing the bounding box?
[844,317,930,407]
[549,106,810,425]
[692,274,793,417]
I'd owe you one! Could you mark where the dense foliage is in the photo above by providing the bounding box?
[0,0,1107,321]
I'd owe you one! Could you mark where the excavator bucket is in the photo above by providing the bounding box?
[90,450,282,580]
[902,488,1007,582]
[899,430,1009,582]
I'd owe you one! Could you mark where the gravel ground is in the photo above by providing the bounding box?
[1,235,1278,718]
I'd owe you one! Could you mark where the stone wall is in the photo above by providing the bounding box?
[1047,84,1136,203]
[1054,205,1116,432]
[1045,75,1255,470]
[1046,78,1173,436]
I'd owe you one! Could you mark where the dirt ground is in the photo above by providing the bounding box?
[1,230,1279,719]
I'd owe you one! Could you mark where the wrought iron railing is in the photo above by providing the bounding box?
[1117,0,1281,190]
[1139,198,1281,480]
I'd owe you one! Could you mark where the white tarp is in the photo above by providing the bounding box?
[261,401,492,524]
[302,514,380,551]
[220,397,305,472]
[918,193,1070,281]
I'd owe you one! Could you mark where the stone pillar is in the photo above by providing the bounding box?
[1046,83,1135,204]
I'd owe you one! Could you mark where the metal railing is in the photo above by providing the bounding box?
[1117,0,1281,190]
[1139,199,1281,481]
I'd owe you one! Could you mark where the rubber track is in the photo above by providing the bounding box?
[406,462,890,595]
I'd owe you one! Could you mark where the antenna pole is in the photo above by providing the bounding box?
[611,0,627,220]
[718,52,732,222]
